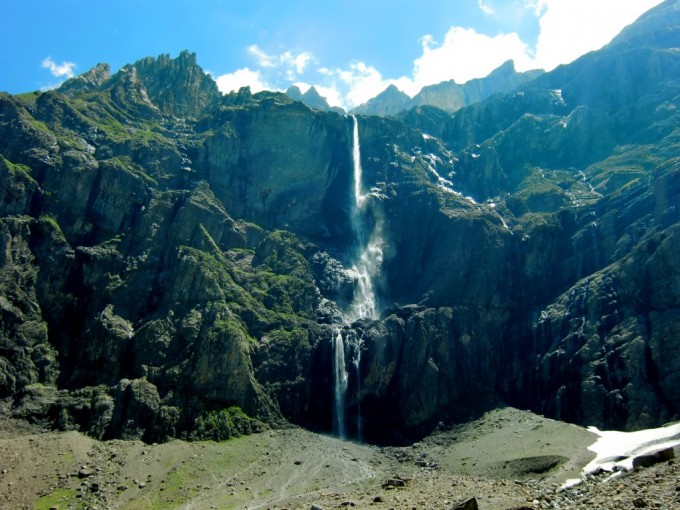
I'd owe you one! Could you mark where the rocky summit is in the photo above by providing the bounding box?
[1,0,680,448]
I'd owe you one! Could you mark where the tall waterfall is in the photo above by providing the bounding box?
[331,116,383,439]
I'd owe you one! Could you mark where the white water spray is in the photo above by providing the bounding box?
[332,330,348,438]
[351,332,363,440]
[353,115,367,209]
[348,115,382,321]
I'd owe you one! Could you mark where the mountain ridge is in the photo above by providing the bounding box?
[351,59,544,117]
[0,0,678,444]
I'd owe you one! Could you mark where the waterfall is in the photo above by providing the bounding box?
[332,329,365,440]
[331,116,382,439]
[333,330,348,438]
[348,115,382,321]
[353,114,367,209]
[351,333,363,441]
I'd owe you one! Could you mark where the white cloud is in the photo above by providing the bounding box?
[318,61,412,109]
[248,45,277,68]
[478,0,495,15]
[285,51,312,74]
[313,84,344,108]
[291,81,312,94]
[413,28,534,85]
[41,57,76,78]
[248,45,313,75]
[531,0,665,72]
[524,0,548,16]
[215,67,270,94]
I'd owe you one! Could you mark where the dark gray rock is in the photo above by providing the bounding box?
[450,496,478,510]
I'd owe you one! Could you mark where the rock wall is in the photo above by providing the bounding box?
[0,7,679,443]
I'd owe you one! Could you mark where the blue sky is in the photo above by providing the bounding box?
[1,0,664,109]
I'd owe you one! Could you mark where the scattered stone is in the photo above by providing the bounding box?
[78,467,94,478]
[294,460,303,465]
[632,448,675,469]
[310,505,325,510]
[450,497,478,510]
[373,496,384,503]
[633,497,648,508]
[382,478,406,488]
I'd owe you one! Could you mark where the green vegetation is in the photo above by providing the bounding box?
[192,406,262,441]
[0,154,33,177]
[34,488,84,510]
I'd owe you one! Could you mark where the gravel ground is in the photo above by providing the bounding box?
[0,406,678,510]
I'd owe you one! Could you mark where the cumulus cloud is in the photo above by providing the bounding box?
[313,84,345,109]
[413,28,534,85]
[531,0,664,71]
[41,57,76,78]
[321,61,395,107]
[214,67,270,94]
[215,46,313,95]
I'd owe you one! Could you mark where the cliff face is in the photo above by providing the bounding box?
[1,0,679,443]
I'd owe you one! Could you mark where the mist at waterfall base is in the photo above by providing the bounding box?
[331,116,383,441]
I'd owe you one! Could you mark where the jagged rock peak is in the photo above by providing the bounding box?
[284,85,344,113]
[351,83,411,116]
[285,84,305,100]
[58,63,111,95]
[116,50,221,118]
[411,79,466,111]
[488,59,516,76]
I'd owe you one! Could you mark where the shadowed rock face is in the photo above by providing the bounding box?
[1,1,680,443]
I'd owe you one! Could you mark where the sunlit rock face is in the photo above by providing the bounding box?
[0,0,679,442]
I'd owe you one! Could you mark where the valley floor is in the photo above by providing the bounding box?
[0,407,678,510]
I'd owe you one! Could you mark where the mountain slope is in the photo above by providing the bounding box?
[0,0,679,443]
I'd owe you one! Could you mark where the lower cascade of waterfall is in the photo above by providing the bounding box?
[332,329,364,440]
[333,330,348,438]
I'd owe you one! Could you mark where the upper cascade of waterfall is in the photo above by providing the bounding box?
[352,115,367,209]
[348,115,382,321]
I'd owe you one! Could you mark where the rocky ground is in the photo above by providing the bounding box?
[0,406,678,510]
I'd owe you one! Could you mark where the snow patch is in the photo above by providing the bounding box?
[552,89,565,106]
[583,423,680,476]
